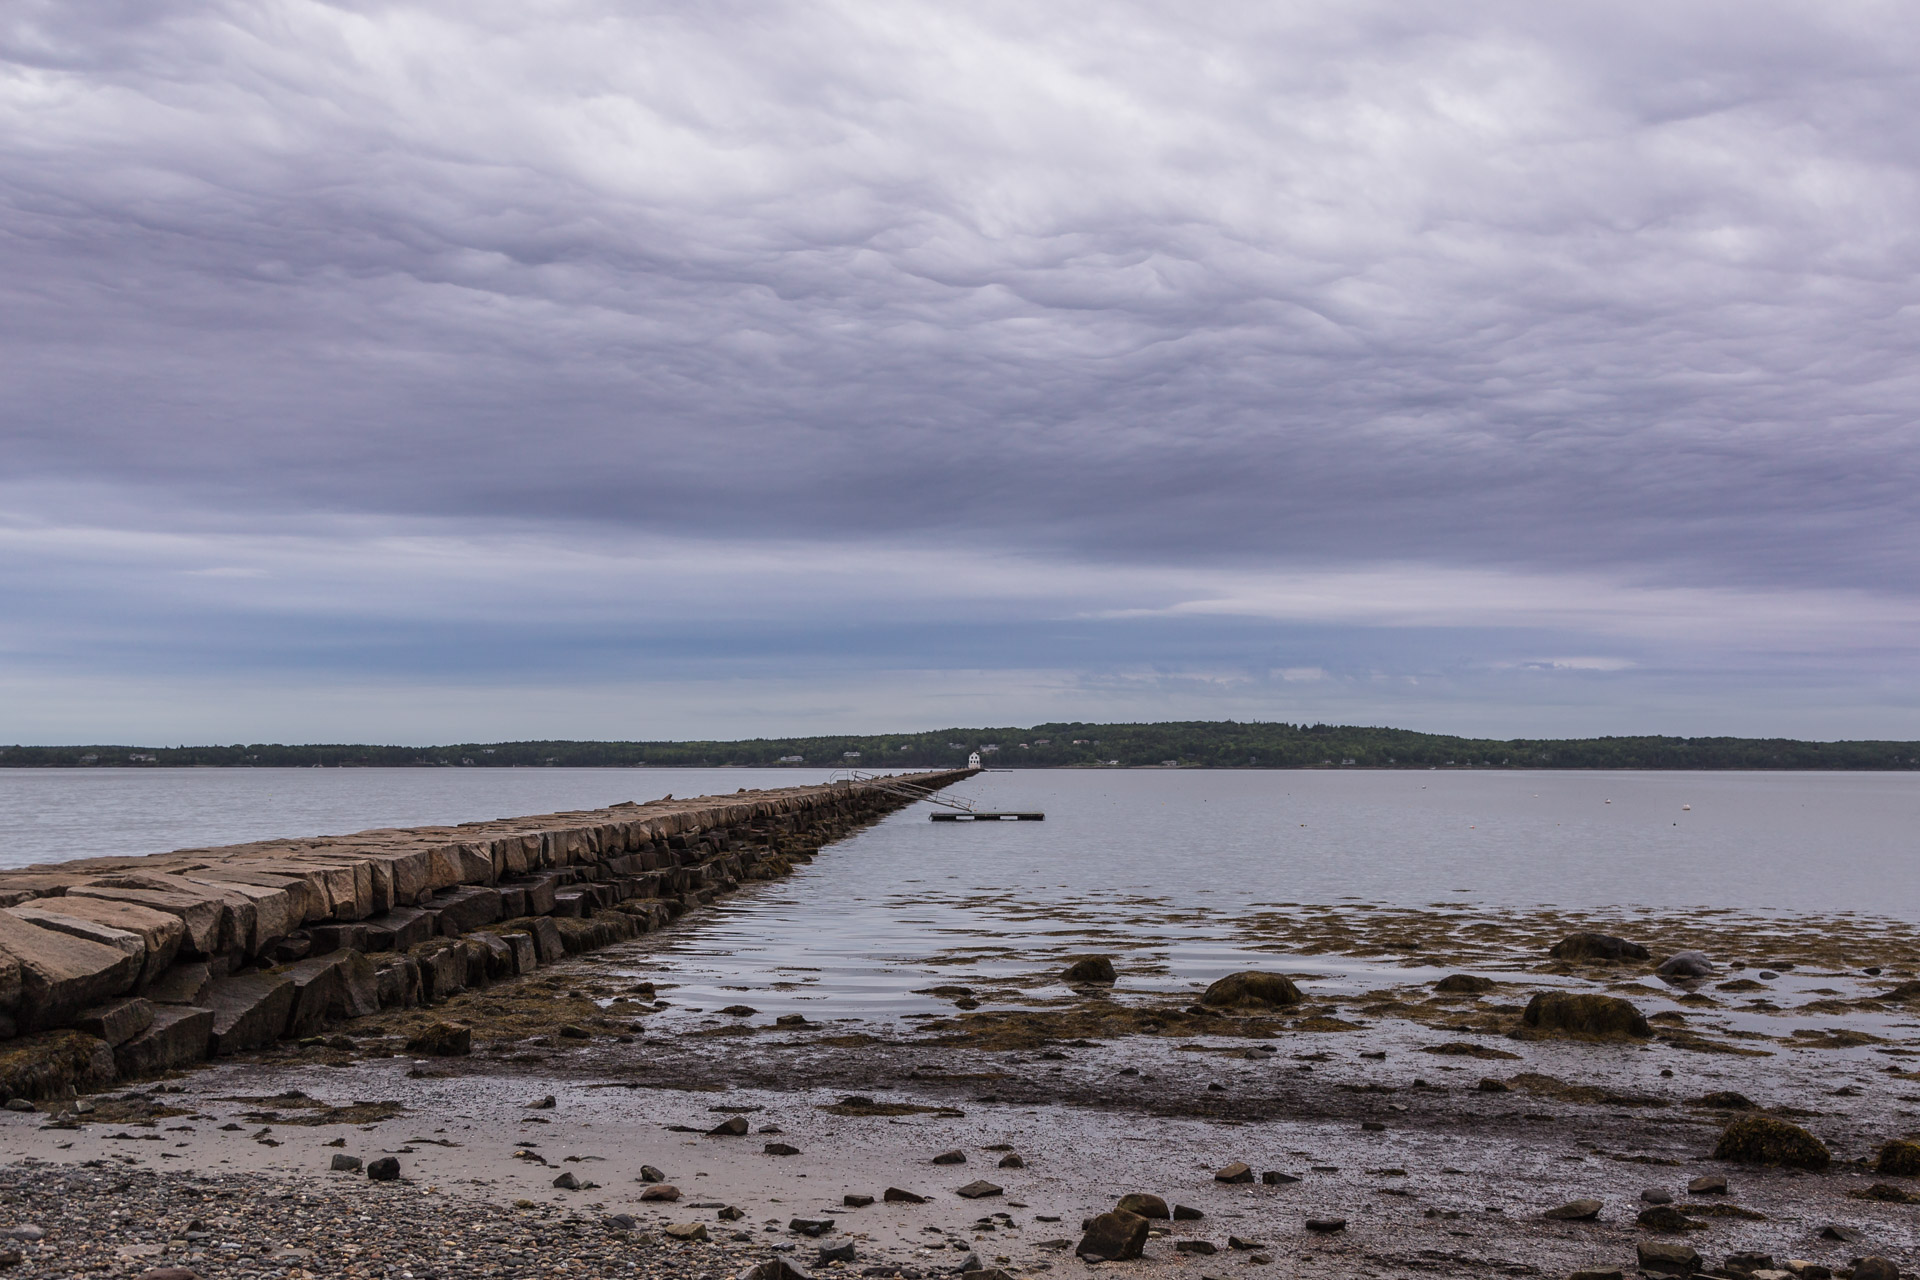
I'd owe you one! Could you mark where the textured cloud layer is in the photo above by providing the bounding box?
[2,2,1918,739]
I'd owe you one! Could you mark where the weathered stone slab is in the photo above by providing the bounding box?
[279,949,379,1034]
[72,997,154,1046]
[9,906,146,968]
[65,886,225,956]
[363,907,433,952]
[409,940,468,1003]
[489,929,536,974]
[7,897,184,986]
[373,955,421,1008]
[472,931,514,980]
[425,885,502,936]
[113,1004,213,1077]
[0,910,142,1031]
[205,970,296,1054]
[146,960,213,1006]
[0,1029,116,1100]
[510,916,565,964]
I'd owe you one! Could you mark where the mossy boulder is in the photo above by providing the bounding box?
[404,1021,472,1057]
[1549,932,1651,963]
[1874,1139,1920,1176]
[1519,992,1651,1039]
[1434,974,1495,994]
[1201,971,1302,1010]
[1063,956,1117,985]
[1712,1115,1830,1170]
[0,1029,116,1101]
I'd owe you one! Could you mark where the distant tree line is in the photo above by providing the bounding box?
[3,722,1918,769]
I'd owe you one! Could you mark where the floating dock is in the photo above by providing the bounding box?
[930,811,1045,821]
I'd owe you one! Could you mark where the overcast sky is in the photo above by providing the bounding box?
[4,1,1919,745]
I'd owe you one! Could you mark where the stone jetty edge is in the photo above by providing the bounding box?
[0,768,975,1097]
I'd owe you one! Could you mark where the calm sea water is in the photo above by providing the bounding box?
[5,766,1916,1024]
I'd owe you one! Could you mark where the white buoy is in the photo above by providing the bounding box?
[1682,804,1691,811]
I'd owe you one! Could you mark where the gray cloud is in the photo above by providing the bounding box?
[2,1,1919,737]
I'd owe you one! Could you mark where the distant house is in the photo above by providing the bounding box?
[968,751,982,768]
[843,751,861,760]
[778,755,805,763]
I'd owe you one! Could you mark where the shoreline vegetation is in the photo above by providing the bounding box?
[4,721,1919,770]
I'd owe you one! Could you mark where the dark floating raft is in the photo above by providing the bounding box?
[930,811,1045,821]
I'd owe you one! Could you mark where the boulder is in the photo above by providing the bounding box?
[72,998,155,1047]
[883,1188,926,1204]
[1434,974,1495,994]
[1713,1116,1830,1170]
[1075,1210,1149,1261]
[405,1021,471,1056]
[1201,972,1302,1009]
[204,971,298,1055]
[954,1180,1002,1199]
[0,911,141,1030]
[113,1005,213,1077]
[1638,1205,1699,1231]
[1637,1241,1701,1275]
[1853,1259,1900,1280]
[1543,1198,1603,1221]
[1657,951,1716,978]
[1114,1194,1168,1219]
[639,1184,680,1201]
[1874,1139,1920,1176]
[1215,1161,1255,1183]
[1549,933,1651,963]
[367,1156,401,1181]
[1519,992,1651,1039]
[932,1149,966,1164]
[373,955,422,1009]
[330,1154,363,1172]
[0,1029,116,1100]
[1063,956,1117,984]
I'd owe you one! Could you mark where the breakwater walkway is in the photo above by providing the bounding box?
[0,769,973,1098]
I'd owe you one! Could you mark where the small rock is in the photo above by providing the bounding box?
[1693,1091,1757,1110]
[1637,1241,1702,1276]
[1304,1218,1346,1234]
[955,1181,1003,1199]
[404,1022,471,1057]
[997,1153,1023,1169]
[817,1243,857,1265]
[1227,1236,1265,1250]
[1360,1122,1386,1132]
[1641,1188,1673,1204]
[765,1143,801,1156]
[1542,1198,1602,1221]
[709,1116,750,1137]
[721,1005,758,1017]
[1063,956,1117,984]
[1853,1260,1900,1280]
[775,1014,810,1027]
[4,1230,44,1244]
[1260,1171,1299,1184]
[932,1150,967,1165]
[1172,1204,1204,1221]
[884,1188,927,1204]
[1549,932,1651,962]
[664,1222,708,1241]
[604,1214,638,1231]
[1174,1241,1217,1255]
[558,1024,591,1039]
[1477,1078,1511,1093]
[134,1270,200,1280]
[328,1154,362,1172]
[1724,1253,1775,1275]
[1636,1205,1698,1232]
[1075,1210,1149,1261]
[1657,951,1716,978]
[1248,1254,1272,1266]
[1,1101,32,1113]
[526,1095,557,1109]
[553,1172,580,1190]
[738,1261,812,1280]
[843,1195,874,1208]
[1214,1161,1255,1184]
[1783,1261,1832,1279]
[1568,1271,1623,1280]
[1114,1194,1168,1220]
[1200,972,1302,1009]
[1687,1173,1728,1195]
[1818,1224,1862,1243]
[639,1164,667,1182]
[718,1206,745,1220]
[789,1218,834,1237]
[366,1156,400,1182]
[1434,974,1496,994]
[640,1184,681,1201]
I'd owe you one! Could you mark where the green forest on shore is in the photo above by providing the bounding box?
[4,723,1918,770]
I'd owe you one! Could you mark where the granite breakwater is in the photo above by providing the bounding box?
[0,769,972,1099]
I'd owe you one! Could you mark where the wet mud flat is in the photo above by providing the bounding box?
[8,901,1920,1280]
